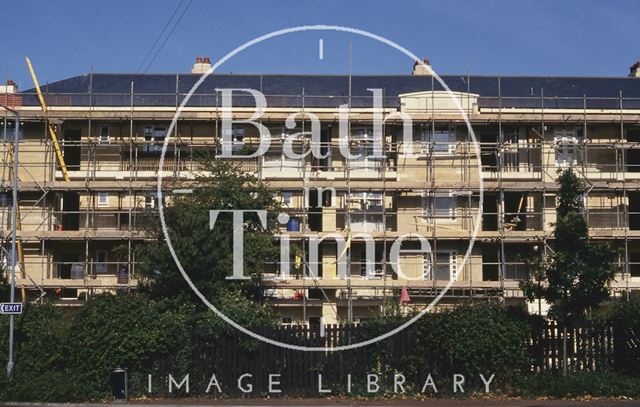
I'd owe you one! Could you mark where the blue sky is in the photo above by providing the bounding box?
[1,0,639,89]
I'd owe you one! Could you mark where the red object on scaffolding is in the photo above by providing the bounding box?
[399,286,411,305]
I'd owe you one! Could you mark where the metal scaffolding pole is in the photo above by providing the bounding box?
[1,104,19,379]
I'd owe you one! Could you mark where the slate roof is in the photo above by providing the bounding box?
[20,73,640,109]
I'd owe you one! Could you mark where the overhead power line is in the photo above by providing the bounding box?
[135,0,193,74]
[140,0,195,74]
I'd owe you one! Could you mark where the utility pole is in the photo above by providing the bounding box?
[1,104,19,379]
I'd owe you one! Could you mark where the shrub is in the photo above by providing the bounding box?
[0,293,192,401]
[604,297,640,375]
[64,292,192,399]
[1,298,639,401]
[515,372,640,398]
[348,303,532,395]
[0,304,72,401]
[407,304,530,392]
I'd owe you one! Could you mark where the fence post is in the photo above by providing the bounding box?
[562,324,568,376]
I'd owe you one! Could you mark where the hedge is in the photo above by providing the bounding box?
[0,294,637,401]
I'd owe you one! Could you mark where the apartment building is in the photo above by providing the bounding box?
[2,58,640,324]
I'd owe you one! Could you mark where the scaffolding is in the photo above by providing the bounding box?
[0,72,639,318]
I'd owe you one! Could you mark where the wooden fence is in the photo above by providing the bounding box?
[530,320,639,374]
[144,320,639,396]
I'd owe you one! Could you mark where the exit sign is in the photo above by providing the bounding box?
[0,303,22,315]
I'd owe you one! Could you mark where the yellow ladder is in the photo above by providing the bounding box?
[25,57,70,182]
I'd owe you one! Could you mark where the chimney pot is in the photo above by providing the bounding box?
[630,61,640,78]
[192,56,212,74]
[412,58,432,76]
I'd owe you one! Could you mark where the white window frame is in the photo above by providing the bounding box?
[264,126,303,166]
[555,129,578,167]
[95,250,108,274]
[144,193,156,209]
[427,250,457,280]
[143,126,167,152]
[418,127,456,156]
[432,130,456,155]
[350,191,384,231]
[349,127,382,169]
[282,191,293,207]
[99,126,110,143]
[221,125,245,152]
[143,126,153,140]
[422,191,456,221]
[232,126,244,143]
[153,127,167,141]
[422,252,433,280]
[97,192,109,206]
[502,127,520,171]
[1,124,23,141]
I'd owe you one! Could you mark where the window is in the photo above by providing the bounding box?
[422,253,433,280]
[417,127,456,155]
[350,191,384,230]
[97,192,109,206]
[351,127,373,154]
[99,126,110,143]
[427,251,457,280]
[555,130,578,167]
[232,127,244,143]
[629,253,640,278]
[281,316,292,325]
[144,193,156,209]
[359,252,372,277]
[1,123,23,141]
[221,126,245,152]
[353,192,383,211]
[432,130,455,154]
[308,288,323,300]
[143,126,153,141]
[264,126,302,164]
[153,127,166,141]
[349,127,382,169]
[282,191,292,207]
[422,191,456,220]
[143,126,166,152]
[308,316,322,327]
[502,127,519,170]
[96,250,108,274]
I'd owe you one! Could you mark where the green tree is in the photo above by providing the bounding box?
[520,169,617,323]
[520,169,618,375]
[521,169,618,323]
[134,157,280,314]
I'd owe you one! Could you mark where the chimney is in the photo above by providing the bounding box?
[630,61,640,78]
[192,56,212,74]
[0,80,17,94]
[0,80,21,108]
[412,58,432,76]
